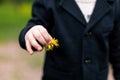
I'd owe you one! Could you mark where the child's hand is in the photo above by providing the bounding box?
[25,25,52,55]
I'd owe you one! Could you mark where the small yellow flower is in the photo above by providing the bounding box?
[45,38,59,51]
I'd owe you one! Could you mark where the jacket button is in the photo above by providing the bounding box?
[84,58,92,64]
[85,32,92,36]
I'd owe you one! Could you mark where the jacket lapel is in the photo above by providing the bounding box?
[58,0,112,32]
[58,0,87,26]
[84,0,112,32]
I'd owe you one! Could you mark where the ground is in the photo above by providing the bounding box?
[0,41,114,80]
[0,41,43,80]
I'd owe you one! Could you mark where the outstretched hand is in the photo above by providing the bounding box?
[25,25,52,55]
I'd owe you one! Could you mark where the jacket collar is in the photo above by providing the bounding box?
[58,0,112,32]
[58,0,87,26]
[84,0,112,32]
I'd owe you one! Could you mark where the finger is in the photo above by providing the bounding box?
[38,27,52,44]
[29,34,43,51]
[25,39,33,55]
[42,31,52,43]
[32,30,47,46]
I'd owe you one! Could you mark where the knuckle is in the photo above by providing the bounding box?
[41,28,47,34]
[35,34,41,39]
[25,32,31,38]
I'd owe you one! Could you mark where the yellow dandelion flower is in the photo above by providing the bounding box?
[45,38,59,51]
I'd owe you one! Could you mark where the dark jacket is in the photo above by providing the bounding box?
[19,0,120,80]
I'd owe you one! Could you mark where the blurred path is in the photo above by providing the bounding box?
[0,41,114,80]
[0,41,43,80]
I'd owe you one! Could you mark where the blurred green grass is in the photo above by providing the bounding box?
[0,2,46,68]
[0,3,32,42]
[0,3,45,80]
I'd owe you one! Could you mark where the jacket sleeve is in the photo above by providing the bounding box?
[109,1,120,79]
[19,0,53,49]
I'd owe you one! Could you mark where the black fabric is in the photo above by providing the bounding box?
[19,0,120,80]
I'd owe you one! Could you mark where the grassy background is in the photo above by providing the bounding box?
[0,2,45,80]
[0,3,31,42]
[0,2,45,68]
